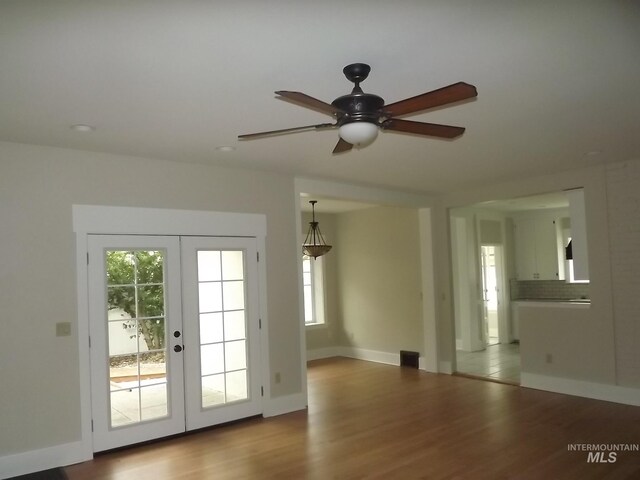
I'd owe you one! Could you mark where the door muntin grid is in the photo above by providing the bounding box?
[196,249,249,408]
[105,249,169,428]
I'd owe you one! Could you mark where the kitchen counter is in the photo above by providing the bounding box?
[510,298,590,341]
[512,298,590,307]
[514,297,589,303]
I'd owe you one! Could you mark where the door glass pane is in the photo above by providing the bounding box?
[221,251,244,280]
[223,310,245,341]
[198,251,222,281]
[202,374,225,408]
[105,249,169,428]
[198,282,222,313]
[226,370,248,402]
[111,389,139,427]
[138,317,165,351]
[135,251,164,283]
[225,340,246,371]
[200,312,223,344]
[200,343,224,376]
[139,351,166,381]
[108,320,138,356]
[107,252,135,285]
[196,249,249,408]
[222,280,245,311]
[138,285,164,317]
[141,384,168,421]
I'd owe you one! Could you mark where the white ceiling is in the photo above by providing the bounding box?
[1,1,639,194]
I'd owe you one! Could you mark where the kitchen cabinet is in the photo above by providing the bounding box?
[514,214,559,280]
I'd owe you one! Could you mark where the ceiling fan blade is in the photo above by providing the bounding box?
[275,91,345,116]
[332,137,353,154]
[238,123,335,140]
[383,82,477,117]
[383,119,466,138]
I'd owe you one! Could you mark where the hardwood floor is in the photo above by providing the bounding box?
[65,358,640,479]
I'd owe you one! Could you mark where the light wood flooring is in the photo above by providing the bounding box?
[65,357,640,479]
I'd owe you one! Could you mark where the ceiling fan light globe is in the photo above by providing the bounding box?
[338,122,378,147]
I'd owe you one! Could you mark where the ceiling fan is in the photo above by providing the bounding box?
[238,63,477,154]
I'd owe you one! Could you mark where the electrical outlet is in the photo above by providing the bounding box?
[56,322,71,337]
[545,353,553,364]
[274,372,281,384]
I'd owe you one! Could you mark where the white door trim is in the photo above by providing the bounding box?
[73,205,269,459]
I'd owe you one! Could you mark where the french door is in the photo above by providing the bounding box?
[88,235,261,452]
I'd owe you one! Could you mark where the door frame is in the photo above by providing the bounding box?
[73,205,269,460]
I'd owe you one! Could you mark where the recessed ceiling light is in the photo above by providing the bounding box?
[70,124,95,132]
[216,146,236,152]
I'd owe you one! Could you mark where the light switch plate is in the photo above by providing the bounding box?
[56,322,72,337]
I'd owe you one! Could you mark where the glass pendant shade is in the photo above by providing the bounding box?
[303,201,332,259]
[338,122,378,147]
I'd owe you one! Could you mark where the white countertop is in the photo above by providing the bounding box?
[513,299,590,307]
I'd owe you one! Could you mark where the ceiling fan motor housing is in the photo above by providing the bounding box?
[332,92,385,126]
[332,63,384,126]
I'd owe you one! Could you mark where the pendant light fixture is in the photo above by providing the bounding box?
[302,200,332,259]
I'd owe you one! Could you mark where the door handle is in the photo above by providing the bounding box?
[173,345,183,353]
[173,330,181,338]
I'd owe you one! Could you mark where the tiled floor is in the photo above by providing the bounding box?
[455,343,520,384]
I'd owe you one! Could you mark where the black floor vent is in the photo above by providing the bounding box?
[400,350,419,369]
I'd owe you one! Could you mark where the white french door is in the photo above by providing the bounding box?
[88,234,261,452]
[181,236,262,430]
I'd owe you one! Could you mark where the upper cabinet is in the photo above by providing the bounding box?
[513,213,560,280]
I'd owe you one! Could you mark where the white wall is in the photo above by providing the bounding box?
[0,141,302,458]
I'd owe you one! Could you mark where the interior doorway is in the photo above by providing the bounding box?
[480,245,501,346]
[451,211,520,384]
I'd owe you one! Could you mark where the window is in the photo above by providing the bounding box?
[302,255,326,326]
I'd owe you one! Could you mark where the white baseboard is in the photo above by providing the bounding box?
[263,392,307,418]
[308,346,401,366]
[307,346,434,370]
[438,360,453,374]
[521,372,640,406]
[306,347,343,361]
[340,347,400,366]
[0,440,89,479]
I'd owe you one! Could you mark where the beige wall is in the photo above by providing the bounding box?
[334,206,423,354]
[605,160,640,387]
[0,141,301,456]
